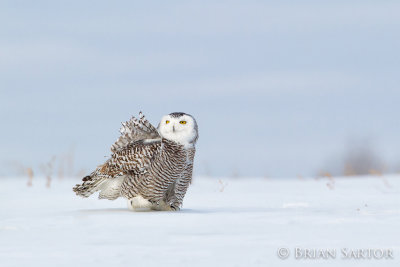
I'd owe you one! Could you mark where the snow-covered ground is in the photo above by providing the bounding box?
[0,175,399,267]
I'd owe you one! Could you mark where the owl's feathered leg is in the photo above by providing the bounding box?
[163,181,180,211]
[127,196,152,211]
[127,196,176,211]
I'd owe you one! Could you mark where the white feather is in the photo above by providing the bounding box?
[158,114,198,147]
[98,176,125,200]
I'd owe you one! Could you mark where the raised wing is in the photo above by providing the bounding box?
[110,112,161,153]
[103,140,161,177]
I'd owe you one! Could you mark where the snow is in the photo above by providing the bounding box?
[1,175,399,267]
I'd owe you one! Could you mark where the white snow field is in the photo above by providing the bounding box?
[0,175,399,267]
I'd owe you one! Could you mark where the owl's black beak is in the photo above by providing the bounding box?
[173,126,175,132]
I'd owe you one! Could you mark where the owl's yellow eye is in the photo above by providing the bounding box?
[179,121,187,125]
[166,120,170,124]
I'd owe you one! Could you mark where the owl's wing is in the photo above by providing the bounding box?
[110,112,161,153]
[73,140,162,199]
[103,140,161,177]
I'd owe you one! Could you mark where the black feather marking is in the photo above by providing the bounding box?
[169,112,186,118]
[82,175,91,181]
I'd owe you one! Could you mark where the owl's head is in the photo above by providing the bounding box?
[158,112,199,147]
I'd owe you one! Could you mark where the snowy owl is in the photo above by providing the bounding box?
[73,112,198,211]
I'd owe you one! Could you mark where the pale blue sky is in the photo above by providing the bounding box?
[1,1,399,177]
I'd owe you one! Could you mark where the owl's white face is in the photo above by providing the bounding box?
[158,112,198,147]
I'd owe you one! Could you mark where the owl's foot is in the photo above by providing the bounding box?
[151,202,178,211]
[128,196,179,211]
[170,205,180,211]
[128,196,152,211]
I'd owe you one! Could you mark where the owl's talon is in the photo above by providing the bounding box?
[170,205,180,211]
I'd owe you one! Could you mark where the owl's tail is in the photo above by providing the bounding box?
[73,166,126,200]
[73,172,107,198]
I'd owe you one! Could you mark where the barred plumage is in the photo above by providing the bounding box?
[73,112,198,211]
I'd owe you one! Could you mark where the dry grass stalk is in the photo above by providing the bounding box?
[40,156,56,188]
[368,169,382,176]
[318,172,335,190]
[218,179,228,192]
[26,167,34,187]
[378,175,391,188]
